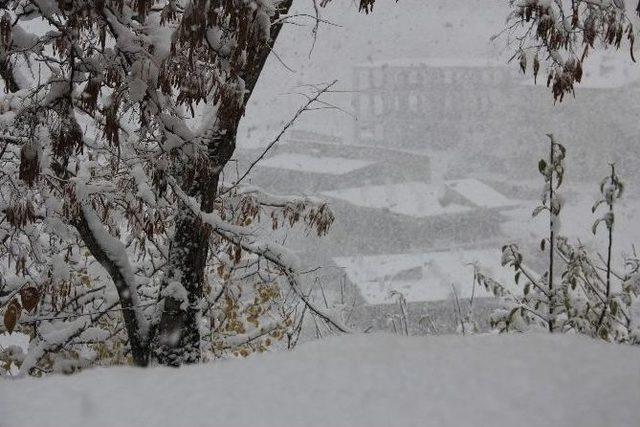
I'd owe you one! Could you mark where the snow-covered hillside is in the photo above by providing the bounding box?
[2,334,638,427]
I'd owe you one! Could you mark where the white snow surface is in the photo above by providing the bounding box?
[334,249,516,304]
[446,179,520,209]
[322,180,517,218]
[258,153,375,175]
[1,334,639,427]
[357,56,507,68]
[323,181,471,217]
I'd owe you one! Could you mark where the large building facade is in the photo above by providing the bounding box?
[352,57,640,181]
[352,58,516,151]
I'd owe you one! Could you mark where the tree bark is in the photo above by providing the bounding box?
[153,201,212,366]
[153,1,293,366]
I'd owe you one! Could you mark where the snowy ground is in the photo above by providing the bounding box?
[1,333,638,427]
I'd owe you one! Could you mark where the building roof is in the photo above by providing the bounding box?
[285,129,342,145]
[358,55,639,89]
[446,179,519,209]
[334,249,517,305]
[323,181,472,217]
[356,57,507,69]
[258,153,375,175]
[322,179,519,218]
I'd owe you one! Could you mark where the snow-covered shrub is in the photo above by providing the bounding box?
[477,135,640,344]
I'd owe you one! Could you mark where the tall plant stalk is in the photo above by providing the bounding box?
[547,135,555,333]
[595,163,622,333]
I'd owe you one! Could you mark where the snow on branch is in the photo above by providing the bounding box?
[502,0,639,101]
[168,177,349,333]
[232,185,335,237]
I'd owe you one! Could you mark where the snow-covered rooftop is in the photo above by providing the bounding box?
[322,179,518,218]
[334,248,516,305]
[322,181,471,217]
[446,179,519,209]
[356,57,507,69]
[258,153,375,175]
[285,129,342,144]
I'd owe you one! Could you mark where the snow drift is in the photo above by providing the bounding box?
[1,333,639,427]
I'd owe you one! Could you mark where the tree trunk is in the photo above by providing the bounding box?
[153,201,212,366]
[154,142,231,366]
[153,0,293,366]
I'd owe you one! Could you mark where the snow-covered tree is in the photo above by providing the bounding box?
[0,0,380,374]
[503,0,640,100]
[476,138,640,344]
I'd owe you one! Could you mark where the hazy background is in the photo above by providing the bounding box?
[225,0,640,333]
[239,0,637,144]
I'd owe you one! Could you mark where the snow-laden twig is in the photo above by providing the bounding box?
[168,178,349,333]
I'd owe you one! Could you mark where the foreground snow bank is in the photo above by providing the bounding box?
[1,333,639,427]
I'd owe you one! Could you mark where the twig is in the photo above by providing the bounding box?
[219,80,338,197]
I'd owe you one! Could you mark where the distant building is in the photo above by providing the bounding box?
[239,127,521,257]
[321,179,520,255]
[245,129,431,195]
[333,248,516,306]
[352,56,640,180]
[352,58,515,151]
